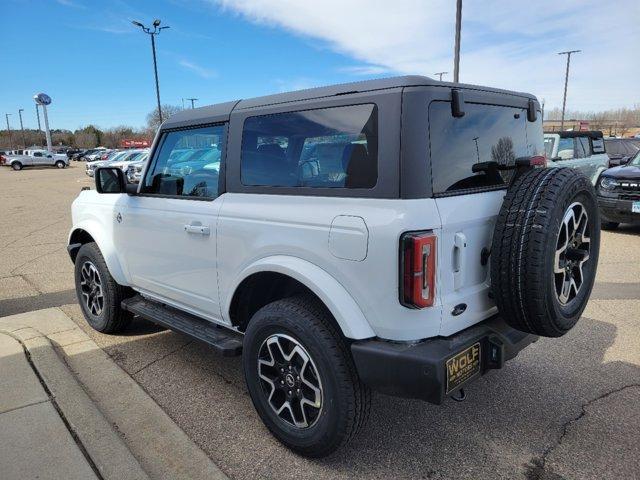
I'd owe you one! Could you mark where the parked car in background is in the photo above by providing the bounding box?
[125,153,149,183]
[4,150,69,170]
[83,148,109,162]
[85,149,147,177]
[544,131,609,185]
[66,148,83,159]
[604,138,640,167]
[597,149,640,229]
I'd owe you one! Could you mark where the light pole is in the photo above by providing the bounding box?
[453,0,462,82]
[558,50,581,131]
[35,103,43,147]
[132,19,170,124]
[434,72,448,81]
[5,114,13,150]
[18,109,26,149]
[187,98,198,109]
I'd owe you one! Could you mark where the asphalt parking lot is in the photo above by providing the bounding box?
[1,164,639,480]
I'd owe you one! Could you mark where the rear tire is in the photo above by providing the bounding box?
[601,221,619,230]
[56,160,66,169]
[243,294,370,457]
[74,242,133,333]
[491,168,600,337]
[11,162,22,171]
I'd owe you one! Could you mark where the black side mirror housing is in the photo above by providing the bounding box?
[95,167,126,194]
[125,183,139,195]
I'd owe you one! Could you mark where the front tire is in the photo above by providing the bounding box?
[74,242,133,333]
[56,160,66,168]
[243,294,370,457]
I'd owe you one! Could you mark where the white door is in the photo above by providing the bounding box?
[116,124,226,321]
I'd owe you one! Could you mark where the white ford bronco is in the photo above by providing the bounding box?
[69,76,600,457]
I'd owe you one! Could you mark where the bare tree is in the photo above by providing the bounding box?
[146,105,182,130]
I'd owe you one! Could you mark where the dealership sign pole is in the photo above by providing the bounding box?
[33,93,53,152]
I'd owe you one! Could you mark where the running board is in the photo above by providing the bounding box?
[121,295,243,357]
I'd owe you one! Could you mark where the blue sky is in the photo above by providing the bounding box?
[2,0,638,131]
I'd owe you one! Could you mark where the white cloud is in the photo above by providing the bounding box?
[212,0,640,111]
[179,59,217,79]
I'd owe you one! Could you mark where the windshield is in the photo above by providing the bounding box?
[630,149,640,166]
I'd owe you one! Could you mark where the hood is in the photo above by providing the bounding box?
[601,164,640,180]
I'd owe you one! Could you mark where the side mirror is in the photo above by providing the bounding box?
[95,167,126,194]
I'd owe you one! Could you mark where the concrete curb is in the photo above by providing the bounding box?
[0,308,228,480]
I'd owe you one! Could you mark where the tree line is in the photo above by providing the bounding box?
[0,104,182,150]
[544,105,640,137]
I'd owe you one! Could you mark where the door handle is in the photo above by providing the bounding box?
[184,224,210,235]
[452,232,467,290]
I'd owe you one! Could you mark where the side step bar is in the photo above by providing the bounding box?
[121,295,243,357]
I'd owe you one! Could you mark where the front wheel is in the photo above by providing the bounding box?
[56,160,66,169]
[74,242,133,333]
[243,294,370,457]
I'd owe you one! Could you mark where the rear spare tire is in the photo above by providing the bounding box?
[491,168,600,337]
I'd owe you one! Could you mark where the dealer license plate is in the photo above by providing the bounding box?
[632,201,640,214]
[445,342,481,394]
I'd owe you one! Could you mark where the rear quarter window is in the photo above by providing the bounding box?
[429,101,543,195]
[240,104,378,189]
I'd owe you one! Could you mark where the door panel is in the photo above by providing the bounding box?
[435,191,503,336]
[116,196,223,320]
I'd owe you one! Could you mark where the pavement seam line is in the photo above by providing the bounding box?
[0,398,51,415]
[4,330,107,480]
[529,383,640,478]
[129,340,194,375]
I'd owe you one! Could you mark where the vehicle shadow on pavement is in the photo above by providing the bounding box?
[61,303,640,480]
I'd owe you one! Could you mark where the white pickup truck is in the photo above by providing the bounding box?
[68,76,600,457]
[6,149,69,170]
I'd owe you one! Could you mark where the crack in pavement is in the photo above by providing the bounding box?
[525,384,640,480]
[129,340,194,376]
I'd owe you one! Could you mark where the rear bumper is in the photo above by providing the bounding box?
[351,316,537,404]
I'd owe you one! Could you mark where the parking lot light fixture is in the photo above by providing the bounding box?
[132,19,170,124]
[18,109,26,149]
[558,50,581,131]
[434,72,448,81]
[5,113,13,150]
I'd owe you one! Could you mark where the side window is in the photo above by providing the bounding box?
[141,125,225,199]
[578,137,591,157]
[33,151,42,157]
[592,138,605,154]
[557,138,575,160]
[241,104,378,189]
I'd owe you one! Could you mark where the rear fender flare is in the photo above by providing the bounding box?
[224,255,375,340]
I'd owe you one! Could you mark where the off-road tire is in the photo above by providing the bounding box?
[243,294,371,457]
[11,162,22,171]
[601,221,619,230]
[74,242,133,333]
[491,168,600,337]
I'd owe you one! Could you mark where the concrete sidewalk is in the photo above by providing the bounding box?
[0,308,228,480]
[0,332,99,480]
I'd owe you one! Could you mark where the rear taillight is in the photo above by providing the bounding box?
[400,231,436,308]
[529,155,547,167]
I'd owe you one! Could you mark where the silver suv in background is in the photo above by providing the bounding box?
[544,131,609,184]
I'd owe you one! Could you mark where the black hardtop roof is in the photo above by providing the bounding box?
[545,130,604,139]
[162,75,537,129]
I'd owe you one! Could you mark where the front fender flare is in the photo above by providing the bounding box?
[224,256,376,340]
[68,220,128,286]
